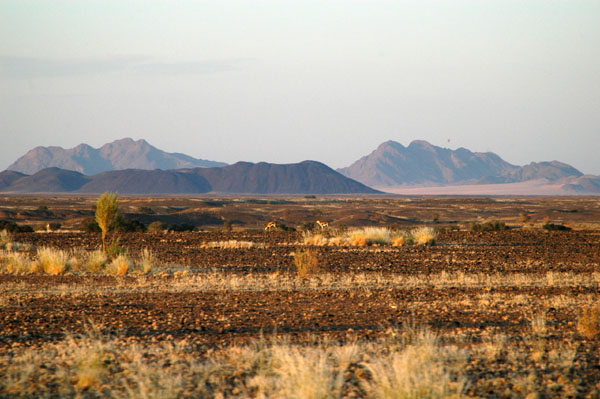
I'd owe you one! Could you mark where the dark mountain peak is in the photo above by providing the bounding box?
[1,160,378,194]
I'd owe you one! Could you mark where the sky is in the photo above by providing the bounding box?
[1,0,599,174]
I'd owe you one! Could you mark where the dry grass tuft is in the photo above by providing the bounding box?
[135,248,156,274]
[85,250,108,273]
[0,251,31,273]
[577,304,600,339]
[411,226,437,246]
[294,249,321,278]
[105,254,131,275]
[35,247,70,275]
[201,240,265,249]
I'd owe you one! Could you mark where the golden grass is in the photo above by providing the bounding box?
[105,254,131,275]
[200,240,266,249]
[302,226,435,247]
[411,226,436,246]
[35,247,70,275]
[0,325,467,399]
[577,304,600,339]
[294,248,321,278]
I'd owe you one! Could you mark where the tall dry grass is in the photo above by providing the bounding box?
[0,325,466,399]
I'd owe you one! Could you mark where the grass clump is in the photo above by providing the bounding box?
[347,227,391,246]
[0,251,31,274]
[33,247,70,275]
[105,254,131,275]
[577,304,600,339]
[134,248,156,274]
[411,226,436,246]
[294,249,321,278]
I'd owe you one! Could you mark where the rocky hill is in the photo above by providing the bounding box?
[7,138,226,175]
[0,161,380,195]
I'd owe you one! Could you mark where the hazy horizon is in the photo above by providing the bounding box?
[2,1,599,174]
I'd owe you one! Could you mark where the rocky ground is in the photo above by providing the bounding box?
[1,196,600,398]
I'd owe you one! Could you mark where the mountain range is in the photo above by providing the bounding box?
[338,140,600,194]
[3,138,599,195]
[7,138,225,175]
[0,162,379,195]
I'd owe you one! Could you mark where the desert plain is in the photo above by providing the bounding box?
[1,195,600,398]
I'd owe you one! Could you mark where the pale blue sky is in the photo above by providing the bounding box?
[1,1,599,174]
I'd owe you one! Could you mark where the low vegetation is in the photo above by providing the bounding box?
[303,226,436,247]
[200,240,266,249]
[0,325,468,399]
[294,248,321,277]
[0,247,156,276]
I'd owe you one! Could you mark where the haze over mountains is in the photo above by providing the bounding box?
[3,138,599,195]
[8,138,226,175]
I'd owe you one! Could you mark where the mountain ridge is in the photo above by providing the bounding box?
[8,138,226,175]
[0,161,379,195]
[339,140,588,190]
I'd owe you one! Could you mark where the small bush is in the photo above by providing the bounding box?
[83,220,102,233]
[0,220,33,233]
[577,304,600,339]
[147,221,167,233]
[114,216,146,232]
[137,206,154,214]
[294,249,321,278]
[470,221,509,232]
[542,223,571,231]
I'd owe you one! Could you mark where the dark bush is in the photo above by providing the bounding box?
[48,222,61,231]
[0,220,34,233]
[470,221,509,232]
[83,220,102,233]
[542,223,571,231]
[114,216,146,232]
[169,223,196,232]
